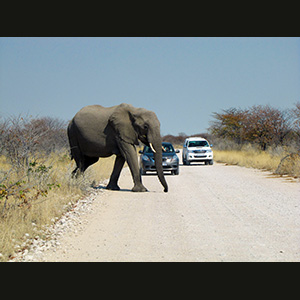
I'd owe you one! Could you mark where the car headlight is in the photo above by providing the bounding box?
[206,149,212,153]
[172,155,178,161]
[142,155,150,161]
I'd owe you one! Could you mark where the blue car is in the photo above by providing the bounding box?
[139,142,180,175]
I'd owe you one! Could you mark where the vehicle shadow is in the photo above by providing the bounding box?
[179,163,207,166]
[141,172,177,176]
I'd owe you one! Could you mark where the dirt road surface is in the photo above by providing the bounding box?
[32,154,299,262]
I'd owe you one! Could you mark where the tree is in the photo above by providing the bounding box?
[291,102,300,150]
[209,108,246,144]
[243,105,291,150]
[292,102,300,135]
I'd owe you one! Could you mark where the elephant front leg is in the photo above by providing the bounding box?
[118,142,147,192]
[106,155,125,190]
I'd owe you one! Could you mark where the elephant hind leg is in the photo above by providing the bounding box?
[80,156,99,173]
[71,167,79,178]
[70,147,84,177]
[71,151,99,177]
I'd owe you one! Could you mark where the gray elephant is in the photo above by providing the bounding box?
[67,103,168,193]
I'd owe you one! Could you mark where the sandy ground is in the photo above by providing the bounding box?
[31,154,300,262]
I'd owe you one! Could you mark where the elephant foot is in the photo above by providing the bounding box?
[132,184,148,192]
[106,183,120,191]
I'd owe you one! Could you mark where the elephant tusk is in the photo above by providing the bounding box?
[149,143,156,153]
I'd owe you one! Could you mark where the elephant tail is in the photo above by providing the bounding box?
[67,121,76,161]
[69,146,80,160]
[70,152,74,160]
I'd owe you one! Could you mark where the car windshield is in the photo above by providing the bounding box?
[188,140,209,147]
[144,144,175,153]
[162,144,175,153]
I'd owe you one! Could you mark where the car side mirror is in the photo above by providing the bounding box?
[210,144,213,147]
[139,150,143,154]
[175,149,180,153]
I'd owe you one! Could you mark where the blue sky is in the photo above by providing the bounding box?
[0,37,299,135]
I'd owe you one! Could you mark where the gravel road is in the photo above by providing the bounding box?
[19,153,300,262]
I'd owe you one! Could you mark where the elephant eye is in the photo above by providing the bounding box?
[144,124,149,130]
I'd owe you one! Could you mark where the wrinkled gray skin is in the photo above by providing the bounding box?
[67,103,168,193]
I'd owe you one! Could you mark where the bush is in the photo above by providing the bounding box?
[0,115,68,170]
[275,153,300,177]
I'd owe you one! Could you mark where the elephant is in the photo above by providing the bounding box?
[67,103,168,193]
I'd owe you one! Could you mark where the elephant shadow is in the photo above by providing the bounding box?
[93,184,133,192]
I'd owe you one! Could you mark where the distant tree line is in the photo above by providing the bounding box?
[208,103,300,151]
[162,132,212,146]
[2,103,299,166]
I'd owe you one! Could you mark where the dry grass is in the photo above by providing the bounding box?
[0,152,116,261]
[89,156,118,183]
[213,146,300,178]
[214,149,281,171]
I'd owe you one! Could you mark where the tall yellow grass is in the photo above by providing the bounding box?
[0,152,116,261]
[214,149,281,171]
[213,147,300,178]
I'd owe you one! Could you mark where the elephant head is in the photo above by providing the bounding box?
[109,103,168,192]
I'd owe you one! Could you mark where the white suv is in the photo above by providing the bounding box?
[182,137,213,165]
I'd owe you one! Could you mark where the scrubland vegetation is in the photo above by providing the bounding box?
[209,103,300,177]
[0,115,115,261]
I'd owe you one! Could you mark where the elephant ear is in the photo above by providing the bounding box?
[109,103,139,145]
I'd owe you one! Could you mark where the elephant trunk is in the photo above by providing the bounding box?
[148,132,168,193]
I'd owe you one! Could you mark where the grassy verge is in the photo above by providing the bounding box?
[0,152,116,261]
[213,147,300,178]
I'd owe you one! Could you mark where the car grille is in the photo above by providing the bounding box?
[193,150,206,153]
